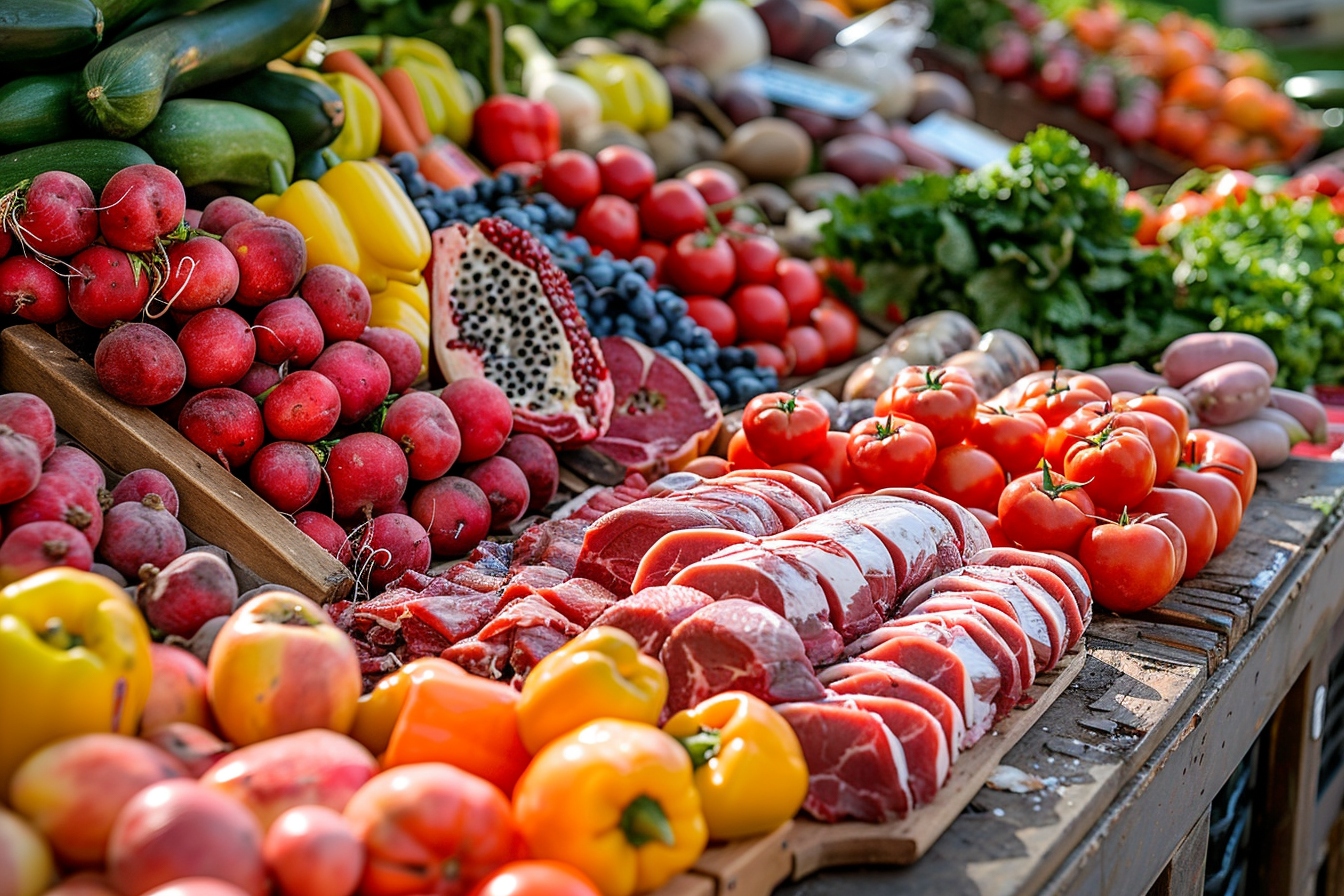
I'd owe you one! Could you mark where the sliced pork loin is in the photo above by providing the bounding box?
[631,528,753,591]
[869,488,992,559]
[592,584,715,655]
[959,566,1068,669]
[776,700,912,823]
[856,629,996,746]
[776,519,899,617]
[661,598,826,713]
[912,599,1035,691]
[831,694,949,806]
[1011,565,1084,649]
[647,472,818,529]
[819,660,967,760]
[968,547,1093,622]
[828,496,961,593]
[722,469,832,515]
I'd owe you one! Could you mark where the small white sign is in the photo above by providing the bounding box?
[909,110,1016,170]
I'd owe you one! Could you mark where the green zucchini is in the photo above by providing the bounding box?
[0,73,84,149]
[135,98,294,191]
[0,139,152,194]
[0,0,104,68]
[78,0,329,138]
[194,69,344,155]
[120,0,228,35]
[91,0,161,35]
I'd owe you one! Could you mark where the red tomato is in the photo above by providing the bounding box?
[846,415,937,489]
[1143,514,1187,593]
[924,445,1006,512]
[775,258,824,326]
[1186,429,1257,508]
[574,195,640,259]
[1168,465,1242,554]
[662,232,737,296]
[685,168,740,222]
[727,429,766,470]
[804,430,858,495]
[784,326,828,377]
[967,406,1047,476]
[742,342,791,377]
[729,284,791,343]
[811,302,860,367]
[732,234,783,285]
[1135,486,1216,581]
[682,455,730,477]
[637,240,668,281]
[968,506,1011,547]
[595,145,656,201]
[1057,404,1179,487]
[638,180,709,242]
[776,462,836,499]
[685,296,738,347]
[1114,391,1189,443]
[1065,426,1156,512]
[1078,512,1178,613]
[1019,371,1112,426]
[539,151,601,209]
[468,861,601,896]
[741,392,831,465]
[876,366,979,449]
[997,463,1096,552]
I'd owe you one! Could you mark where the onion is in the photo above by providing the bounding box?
[666,0,769,81]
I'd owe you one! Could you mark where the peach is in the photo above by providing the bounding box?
[8,734,187,867]
[263,805,363,896]
[206,592,360,745]
[142,723,231,778]
[141,643,211,734]
[0,808,54,896]
[43,871,120,895]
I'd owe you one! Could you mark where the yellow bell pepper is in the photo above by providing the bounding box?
[514,719,708,896]
[318,160,431,276]
[254,177,372,283]
[348,657,462,756]
[573,53,672,133]
[373,276,428,319]
[0,569,152,791]
[322,72,382,162]
[516,626,669,754]
[662,692,809,840]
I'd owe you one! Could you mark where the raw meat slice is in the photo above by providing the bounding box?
[783,518,899,615]
[857,630,994,746]
[869,612,1021,719]
[647,471,705,496]
[901,574,1056,672]
[669,544,843,665]
[574,500,726,595]
[830,496,959,592]
[1012,566,1084,649]
[660,598,826,712]
[440,635,510,678]
[510,623,575,678]
[592,584,716,655]
[960,566,1067,670]
[663,490,781,536]
[536,578,618,626]
[443,595,582,679]
[405,590,507,643]
[630,528,753,591]
[441,564,510,594]
[830,694,948,805]
[757,537,881,641]
[509,518,589,575]
[862,620,1001,731]
[818,660,966,760]
[719,479,815,529]
[723,469,831,514]
[776,700,911,823]
[399,615,452,658]
[870,488,993,558]
[386,570,434,591]
[504,565,569,594]
[968,547,1093,620]
[912,598,1035,691]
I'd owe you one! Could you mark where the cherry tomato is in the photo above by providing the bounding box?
[742,342,791,378]
[685,296,738,347]
[595,145,656,201]
[1020,371,1111,426]
[575,195,640,259]
[1064,426,1156,512]
[540,150,601,209]
[682,455,730,477]
[804,430,858,495]
[638,240,668,281]
[811,301,860,367]
[468,861,602,896]
[1168,465,1242,554]
[727,428,767,469]
[742,392,831,465]
[968,506,1011,547]
[776,462,835,499]
[924,444,1006,512]
[639,180,709,242]
[775,258,824,326]
[846,415,937,489]
[685,168,740,222]
[997,462,1096,552]
[662,232,737,297]
[1135,486,1216,581]
[876,365,980,449]
[729,284,791,343]
[1078,511,1178,613]
[784,326,828,377]
[732,234,783,285]
[968,406,1048,476]
[1186,429,1257,508]
[1114,391,1189,443]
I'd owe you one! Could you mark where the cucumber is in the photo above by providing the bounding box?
[78,0,329,138]
[135,98,294,191]
[0,139,152,194]
[0,0,104,68]
[194,69,344,155]
[0,73,84,149]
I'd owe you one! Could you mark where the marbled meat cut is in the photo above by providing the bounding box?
[441,594,581,680]
[827,496,960,593]
[900,574,1056,672]
[756,537,882,642]
[663,486,785,535]
[829,694,949,806]
[1010,565,1084,649]
[819,660,967,760]
[573,500,726,595]
[535,578,618,627]
[860,621,1001,736]
[959,566,1067,669]
[778,518,899,616]
[968,547,1093,620]
[660,598,826,712]
[857,631,994,746]
[630,528,753,592]
[592,584,716,655]
[913,599,1035,691]
[776,700,912,823]
[719,479,816,529]
[871,488,992,558]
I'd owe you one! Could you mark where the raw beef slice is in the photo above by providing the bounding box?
[819,660,967,760]
[574,500,726,594]
[777,700,912,823]
[778,518,898,616]
[593,584,716,655]
[831,694,949,806]
[758,536,882,642]
[630,527,753,591]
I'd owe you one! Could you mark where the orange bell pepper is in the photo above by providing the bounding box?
[348,657,464,756]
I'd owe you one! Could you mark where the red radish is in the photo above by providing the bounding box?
[236,363,281,398]
[464,456,530,532]
[177,308,256,389]
[325,432,408,520]
[177,388,264,471]
[498,434,559,513]
[294,512,348,558]
[198,197,264,237]
[541,150,602,209]
[309,342,391,425]
[729,284,790,343]
[440,378,512,462]
[262,371,341,443]
[4,472,102,549]
[0,229,11,256]
[0,256,69,323]
[110,469,180,517]
[298,265,371,341]
[248,442,322,514]
[357,327,421,394]
[223,219,306,307]
[185,209,202,228]
[98,165,187,252]
[409,476,491,557]
[381,392,460,481]
[44,445,105,491]
[138,551,238,638]
[0,392,55,460]
[346,513,431,591]
[94,323,186,406]
[0,521,93,583]
[69,245,151,328]
[15,171,98,256]
[99,494,187,580]
[161,237,240,313]
[0,426,42,504]
[252,298,324,367]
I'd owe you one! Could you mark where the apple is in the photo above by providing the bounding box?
[43,871,121,896]
[0,808,54,896]
[143,880,255,896]
[141,722,232,777]
[141,643,211,733]
[263,806,363,896]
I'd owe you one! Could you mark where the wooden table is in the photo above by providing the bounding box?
[776,458,1344,896]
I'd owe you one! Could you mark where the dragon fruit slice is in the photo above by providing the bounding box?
[431,218,614,447]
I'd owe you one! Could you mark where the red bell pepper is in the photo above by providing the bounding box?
[473,4,560,167]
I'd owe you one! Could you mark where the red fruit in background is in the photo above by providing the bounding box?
[224,219,307,307]
[253,298,325,368]
[469,861,602,896]
[498,434,559,513]
[16,171,98,257]
[595,145,657,201]
[262,806,363,896]
[138,552,238,640]
[326,433,409,520]
[662,232,736,296]
[299,265,372,342]
[411,476,492,557]
[162,238,240,313]
[99,494,187,580]
[741,341,791,377]
[1036,46,1082,101]
[685,167,740,222]
[347,513,431,591]
[236,363,280,398]
[775,258,823,326]
[1111,99,1157,143]
[262,371,341,443]
[111,469,180,516]
[494,161,543,187]
[1076,64,1117,119]
[0,256,68,324]
[575,195,641,259]
[731,234,782,285]
[198,197,264,237]
[98,165,186,252]
[637,240,668,281]
[804,430,858,496]
[94,323,186,407]
[465,456,531,532]
[639,180,709,242]
[0,393,55,460]
[441,377,513,462]
[382,391,462,481]
[729,284,790,343]
[784,326,828,377]
[925,444,1006,512]
[178,308,256,389]
[69,246,150,328]
[295,511,347,559]
[540,150,601,209]
[984,26,1032,79]
[811,301,860,366]
[686,296,738,347]
[4,471,102,548]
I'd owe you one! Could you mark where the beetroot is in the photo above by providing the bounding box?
[236,362,282,398]
[440,378,513,462]
[357,327,421,395]
[198,196,264,237]
[381,392,460,481]
[410,476,491,557]
[161,237,240,313]
[94,323,186,407]
[177,307,256,389]
[4,472,102,549]
[69,246,151,328]
[326,432,408,520]
[16,171,98,257]
[294,511,348,558]
[0,393,55,460]
[0,256,69,324]
[347,513,431,592]
[223,218,306,306]
[299,265,371,341]
[249,442,322,513]
[138,551,238,638]
[262,370,341,443]
[99,494,187,579]
[310,341,391,425]
[498,434,559,513]
[177,388,264,471]
[98,165,186,252]
[44,445,105,491]
[0,426,42,504]
[110,469,180,517]
[252,297,324,367]
[0,521,93,584]
[464,456,530,532]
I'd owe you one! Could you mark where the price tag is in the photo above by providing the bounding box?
[908,110,1015,170]
[736,59,876,119]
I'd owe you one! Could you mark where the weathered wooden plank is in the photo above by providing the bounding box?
[657,875,716,896]
[1086,618,1224,674]
[1145,809,1209,896]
